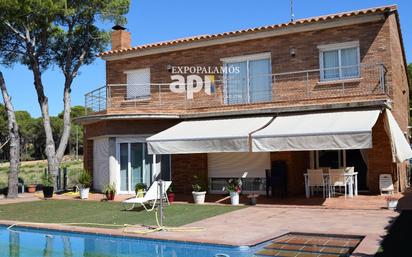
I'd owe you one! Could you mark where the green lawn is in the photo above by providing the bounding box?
[0,200,244,228]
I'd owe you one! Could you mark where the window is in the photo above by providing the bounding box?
[117,140,170,194]
[124,68,150,99]
[318,41,360,81]
[312,150,346,169]
[222,53,272,104]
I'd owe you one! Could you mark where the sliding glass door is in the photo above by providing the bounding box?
[224,55,272,104]
[117,142,170,194]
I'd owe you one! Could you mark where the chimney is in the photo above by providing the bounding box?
[111,25,131,50]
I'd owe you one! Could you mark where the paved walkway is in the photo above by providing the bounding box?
[0,193,40,205]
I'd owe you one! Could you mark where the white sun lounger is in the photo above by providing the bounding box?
[123,181,172,211]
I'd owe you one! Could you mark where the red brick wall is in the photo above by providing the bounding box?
[84,119,180,139]
[270,151,309,196]
[83,139,93,174]
[367,115,394,193]
[171,154,208,194]
[104,18,393,115]
[387,14,410,192]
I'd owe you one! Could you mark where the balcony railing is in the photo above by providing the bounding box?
[84,63,388,115]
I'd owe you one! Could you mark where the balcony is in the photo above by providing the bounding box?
[84,63,388,115]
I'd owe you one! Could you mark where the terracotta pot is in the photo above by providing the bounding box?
[27,185,36,193]
[168,192,175,203]
[106,192,115,201]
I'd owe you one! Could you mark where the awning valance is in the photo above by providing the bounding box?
[147,117,273,154]
[384,110,412,163]
[252,110,381,152]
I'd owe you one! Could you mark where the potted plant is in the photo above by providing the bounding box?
[103,183,116,201]
[385,195,399,210]
[42,173,54,198]
[192,175,206,204]
[224,178,242,205]
[167,185,175,203]
[77,171,92,199]
[27,174,37,193]
[135,183,147,198]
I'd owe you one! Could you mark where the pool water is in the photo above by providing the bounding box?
[0,226,262,257]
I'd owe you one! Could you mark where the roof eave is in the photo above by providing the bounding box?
[99,5,396,61]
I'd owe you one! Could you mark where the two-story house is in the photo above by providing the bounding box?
[78,5,411,197]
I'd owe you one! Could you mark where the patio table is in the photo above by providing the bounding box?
[304,172,358,198]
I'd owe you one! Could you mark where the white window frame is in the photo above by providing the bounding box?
[318,41,360,81]
[221,52,272,104]
[124,68,151,100]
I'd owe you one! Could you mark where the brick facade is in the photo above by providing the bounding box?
[171,154,208,194]
[270,151,309,196]
[82,9,410,195]
[103,18,393,115]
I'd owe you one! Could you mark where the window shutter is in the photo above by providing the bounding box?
[126,68,151,99]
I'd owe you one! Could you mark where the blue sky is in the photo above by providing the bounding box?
[1,0,411,117]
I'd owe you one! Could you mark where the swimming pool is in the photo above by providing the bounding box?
[0,225,262,257]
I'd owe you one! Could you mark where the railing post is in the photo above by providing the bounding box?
[306,72,309,97]
[98,88,101,111]
[105,85,110,110]
[63,167,68,191]
[84,94,87,115]
[158,84,162,107]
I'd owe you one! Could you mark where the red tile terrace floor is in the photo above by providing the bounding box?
[51,190,403,210]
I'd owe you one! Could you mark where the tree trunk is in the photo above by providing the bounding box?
[0,72,21,198]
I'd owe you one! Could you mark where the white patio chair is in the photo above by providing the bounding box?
[345,166,355,174]
[123,181,172,211]
[379,174,394,195]
[329,168,347,197]
[307,169,326,197]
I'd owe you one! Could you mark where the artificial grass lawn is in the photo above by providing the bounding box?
[0,200,244,228]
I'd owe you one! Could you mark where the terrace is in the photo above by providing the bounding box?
[84,63,389,116]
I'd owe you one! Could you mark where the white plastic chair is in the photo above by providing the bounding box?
[123,181,172,211]
[345,166,355,174]
[379,174,394,195]
[329,168,347,197]
[307,169,326,197]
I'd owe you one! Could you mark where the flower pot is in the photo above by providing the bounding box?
[80,188,90,199]
[387,200,398,210]
[27,185,36,193]
[168,192,175,203]
[230,192,240,205]
[136,189,144,198]
[106,192,115,201]
[192,191,206,204]
[42,186,54,198]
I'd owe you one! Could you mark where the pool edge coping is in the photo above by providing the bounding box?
[0,219,268,248]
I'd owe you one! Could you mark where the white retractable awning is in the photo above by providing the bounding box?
[147,117,273,154]
[252,110,381,152]
[384,110,412,163]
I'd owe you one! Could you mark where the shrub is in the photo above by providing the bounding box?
[77,171,92,189]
